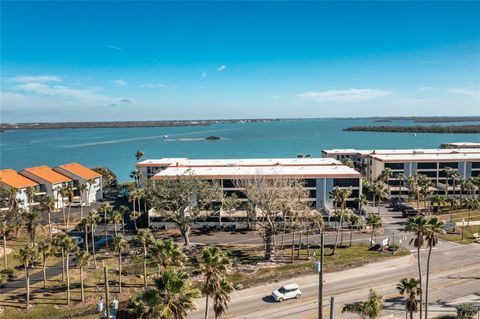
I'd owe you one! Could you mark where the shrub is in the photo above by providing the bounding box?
[455,303,479,319]
[0,268,15,280]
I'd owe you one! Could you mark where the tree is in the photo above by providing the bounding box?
[75,250,91,303]
[366,214,383,245]
[98,203,112,248]
[455,303,479,319]
[41,196,56,240]
[200,247,232,319]
[0,221,12,268]
[213,278,234,319]
[237,176,309,260]
[358,194,368,213]
[130,210,142,232]
[91,167,117,193]
[78,183,88,219]
[372,182,388,213]
[25,186,36,211]
[87,210,100,268]
[329,187,352,254]
[342,289,384,319]
[145,175,223,247]
[118,205,129,235]
[348,213,362,247]
[126,268,200,319]
[80,217,89,255]
[23,211,40,245]
[397,278,422,319]
[424,217,444,319]
[377,168,393,200]
[135,150,145,162]
[406,215,428,319]
[58,186,68,226]
[37,239,53,289]
[408,174,422,209]
[65,185,75,227]
[16,244,37,309]
[443,167,459,199]
[395,173,405,201]
[110,210,123,237]
[137,229,155,289]
[112,236,129,293]
[57,235,78,304]
[148,239,186,276]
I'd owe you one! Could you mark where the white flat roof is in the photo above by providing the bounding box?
[138,157,341,167]
[322,148,480,156]
[371,153,480,162]
[151,165,361,179]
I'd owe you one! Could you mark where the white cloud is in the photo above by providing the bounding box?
[202,71,207,78]
[448,87,480,99]
[99,43,123,51]
[217,65,226,71]
[113,80,127,86]
[16,82,114,101]
[141,83,169,88]
[298,88,392,103]
[8,75,62,83]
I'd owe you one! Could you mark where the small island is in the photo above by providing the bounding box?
[206,135,221,140]
[343,125,480,134]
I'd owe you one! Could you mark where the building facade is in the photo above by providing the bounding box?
[53,163,103,205]
[0,169,43,211]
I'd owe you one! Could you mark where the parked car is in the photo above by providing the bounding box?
[271,283,302,302]
[402,209,426,218]
[71,236,84,245]
[117,189,128,198]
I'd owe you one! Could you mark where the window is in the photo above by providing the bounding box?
[308,190,317,199]
[224,190,248,199]
[417,162,437,170]
[333,178,360,187]
[304,179,316,188]
[222,179,235,188]
[438,162,458,169]
[471,162,480,169]
[417,171,437,178]
[385,163,404,170]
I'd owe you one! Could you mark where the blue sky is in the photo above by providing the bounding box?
[1,1,479,122]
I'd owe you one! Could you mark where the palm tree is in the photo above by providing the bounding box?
[52,233,67,282]
[118,205,129,235]
[78,183,88,219]
[406,215,428,319]
[25,186,36,211]
[372,182,388,213]
[17,244,37,309]
[62,236,78,305]
[130,210,142,232]
[128,191,138,215]
[99,203,112,248]
[65,185,75,227]
[378,168,393,200]
[112,236,129,293]
[0,222,11,268]
[148,239,186,276]
[408,175,422,209]
[200,246,232,319]
[366,214,383,245]
[87,210,100,268]
[23,211,40,245]
[110,210,123,237]
[395,173,405,201]
[330,187,352,255]
[444,167,459,199]
[58,186,68,226]
[75,250,91,303]
[348,213,362,247]
[424,217,444,319]
[342,289,384,319]
[41,196,56,240]
[126,268,200,319]
[397,278,422,319]
[358,194,368,214]
[37,239,53,288]
[464,198,479,227]
[213,277,234,319]
[137,229,154,289]
[80,217,89,255]
[135,150,145,162]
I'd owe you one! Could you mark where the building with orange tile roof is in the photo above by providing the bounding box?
[19,166,73,209]
[54,163,103,205]
[0,169,42,211]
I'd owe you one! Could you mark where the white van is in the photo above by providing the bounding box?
[271,283,302,302]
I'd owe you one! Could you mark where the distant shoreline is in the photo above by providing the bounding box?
[344,125,480,134]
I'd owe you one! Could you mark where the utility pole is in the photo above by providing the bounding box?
[320,230,324,319]
[103,261,110,319]
[329,296,335,319]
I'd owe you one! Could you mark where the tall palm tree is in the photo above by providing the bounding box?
[366,214,383,245]
[424,217,444,319]
[408,175,422,209]
[78,183,88,219]
[378,168,393,200]
[148,239,186,276]
[464,198,479,227]
[444,167,459,199]
[25,186,36,211]
[112,236,129,293]
[397,278,422,319]
[358,194,368,214]
[17,244,37,309]
[130,210,142,232]
[213,278,234,319]
[23,211,40,245]
[75,250,91,303]
[37,239,53,288]
[118,205,129,235]
[88,210,100,268]
[99,203,112,248]
[135,150,145,162]
[41,196,56,240]
[110,210,123,237]
[330,187,352,255]
[62,236,79,305]
[348,213,362,247]
[0,222,11,268]
[128,191,138,214]
[58,186,68,226]
[342,289,384,319]
[126,268,200,319]
[65,185,75,227]
[395,173,405,201]
[52,233,67,281]
[200,246,232,319]
[406,215,428,319]
[137,229,154,289]
[80,217,89,255]
[372,182,388,213]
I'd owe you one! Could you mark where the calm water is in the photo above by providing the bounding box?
[1,119,479,181]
